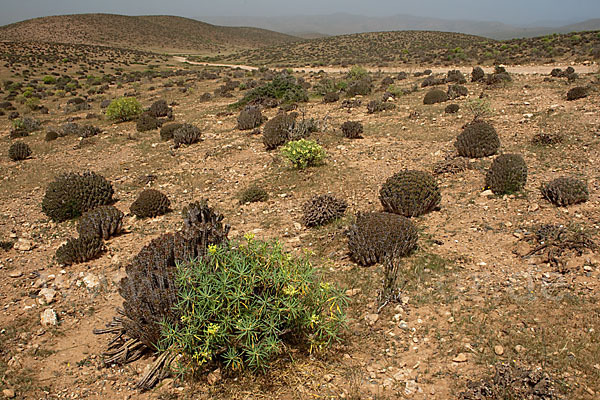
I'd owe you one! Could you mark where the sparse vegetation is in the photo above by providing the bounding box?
[1,18,599,400]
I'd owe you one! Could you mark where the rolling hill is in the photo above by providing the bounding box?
[0,14,300,54]
[203,29,600,67]
[201,13,600,40]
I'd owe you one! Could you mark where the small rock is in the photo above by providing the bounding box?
[40,309,57,327]
[2,389,15,398]
[14,238,33,251]
[453,353,468,363]
[514,242,532,257]
[293,222,302,230]
[365,313,379,326]
[494,345,504,356]
[514,345,524,353]
[528,203,540,212]
[480,190,494,197]
[345,288,361,297]
[207,368,221,385]
[404,380,418,396]
[82,273,100,289]
[8,270,23,278]
[38,288,57,305]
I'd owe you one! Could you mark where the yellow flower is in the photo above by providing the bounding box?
[283,285,298,296]
[208,244,218,255]
[206,323,219,336]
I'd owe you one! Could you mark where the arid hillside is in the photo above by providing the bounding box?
[204,29,600,67]
[0,14,301,54]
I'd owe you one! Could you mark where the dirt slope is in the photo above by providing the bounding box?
[0,13,301,53]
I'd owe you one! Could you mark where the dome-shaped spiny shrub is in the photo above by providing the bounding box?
[147,99,171,118]
[78,205,124,240]
[567,86,588,101]
[262,112,296,150]
[42,172,115,222]
[237,105,264,130]
[423,89,448,105]
[136,113,160,132]
[454,120,500,158]
[541,177,589,206]
[55,235,103,266]
[341,121,363,139]
[302,194,347,227]
[173,123,201,147]
[445,104,460,114]
[130,189,170,218]
[347,212,418,266]
[8,141,31,161]
[485,154,528,194]
[159,123,182,141]
[471,66,485,82]
[379,170,441,217]
[239,185,268,204]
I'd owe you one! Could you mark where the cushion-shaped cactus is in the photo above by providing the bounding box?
[341,121,363,139]
[118,201,229,349]
[566,86,587,101]
[237,106,264,130]
[541,177,589,206]
[42,172,115,222]
[423,89,448,104]
[347,212,418,266]
[485,154,528,194]
[78,205,124,240]
[454,120,500,158]
[173,124,201,147]
[262,112,296,150]
[130,189,170,218]
[8,141,31,161]
[302,194,347,227]
[379,170,441,217]
[55,235,103,266]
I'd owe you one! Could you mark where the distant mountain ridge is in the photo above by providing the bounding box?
[200,13,600,40]
[0,14,300,53]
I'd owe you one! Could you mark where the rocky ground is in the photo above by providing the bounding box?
[0,46,599,399]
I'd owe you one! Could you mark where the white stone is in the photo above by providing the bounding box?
[38,288,56,305]
[40,309,57,327]
[14,238,33,251]
[83,273,100,289]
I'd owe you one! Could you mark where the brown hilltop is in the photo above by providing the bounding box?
[0,13,301,53]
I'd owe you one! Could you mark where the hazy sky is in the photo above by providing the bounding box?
[1,0,599,26]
